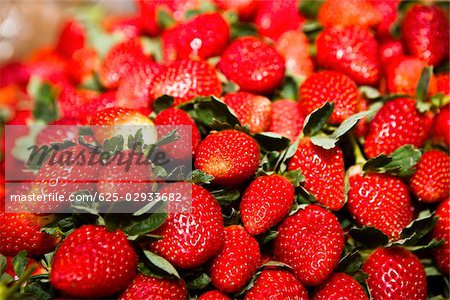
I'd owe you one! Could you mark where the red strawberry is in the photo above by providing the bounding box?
[0,212,58,257]
[218,37,285,94]
[269,99,304,141]
[254,0,304,40]
[213,0,258,21]
[402,5,449,66]
[153,108,201,159]
[103,16,141,39]
[410,150,450,203]
[194,130,260,186]
[369,0,400,39]
[274,205,345,286]
[436,73,450,95]
[78,90,117,118]
[245,269,308,300]
[149,183,224,269]
[364,97,433,158]
[4,256,47,280]
[210,225,261,293]
[55,20,86,59]
[66,47,99,84]
[36,116,87,146]
[316,26,381,85]
[50,225,138,298]
[222,92,272,134]
[288,138,345,211]
[150,60,222,106]
[318,0,381,29]
[240,174,295,235]
[347,167,413,239]
[362,247,427,300]
[0,62,30,88]
[58,85,99,119]
[199,290,231,300]
[312,272,368,300]
[379,39,404,67]
[299,71,360,124]
[431,104,450,146]
[135,0,162,36]
[354,97,369,138]
[432,198,449,275]
[119,274,187,300]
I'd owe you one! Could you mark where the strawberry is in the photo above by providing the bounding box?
[402,5,449,66]
[379,39,404,67]
[354,97,369,138]
[274,205,344,286]
[135,0,162,36]
[432,198,449,275]
[318,0,381,29]
[369,0,400,39]
[0,62,30,88]
[55,20,86,59]
[288,138,345,211]
[240,174,295,235]
[153,108,201,159]
[362,247,427,300]
[66,47,99,84]
[210,225,261,293]
[103,16,141,39]
[316,26,381,85]
[119,274,187,300]
[149,183,225,269]
[312,272,368,300]
[78,90,117,118]
[254,0,304,41]
[50,225,138,298]
[364,97,433,158]
[150,60,222,106]
[36,116,87,146]
[299,71,360,124]
[218,37,285,94]
[198,290,231,300]
[269,99,304,141]
[275,30,314,80]
[0,212,58,257]
[410,150,450,203]
[430,104,450,146]
[213,0,258,21]
[58,85,99,119]
[245,269,308,300]
[222,92,272,134]
[436,73,450,95]
[4,256,47,280]
[347,168,413,239]
[194,130,260,186]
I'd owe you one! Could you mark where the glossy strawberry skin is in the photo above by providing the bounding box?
[433,198,449,275]
[198,290,231,300]
[223,92,272,134]
[194,130,260,186]
[369,0,400,39]
[240,174,295,235]
[379,39,404,67]
[316,26,381,85]
[245,269,308,300]
[364,97,433,158]
[119,274,187,300]
[149,184,224,269]
[318,0,381,29]
[312,272,368,300]
[299,71,360,124]
[269,99,304,141]
[288,138,345,211]
[402,5,449,66]
[362,247,427,300]
[210,225,261,293]
[50,225,138,298]
[218,37,285,94]
[431,105,450,146]
[274,205,345,286]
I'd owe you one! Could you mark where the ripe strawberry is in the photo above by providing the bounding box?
[103,16,141,39]
[275,30,314,80]
[436,73,450,95]
[153,108,201,159]
[274,205,344,286]
[364,97,433,158]
[163,13,230,60]
[240,174,295,235]
[269,99,304,141]
[135,0,162,36]
[119,274,187,300]
[150,60,222,106]
[58,85,99,119]
[194,130,260,186]
[402,5,449,66]
[0,62,30,88]
[199,290,231,300]
[354,97,369,138]
[66,47,99,84]
[254,0,304,40]
[213,0,258,21]
[149,184,224,269]
[369,0,400,39]
[218,37,285,94]
[55,20,86,59]
[0,212,58,257]
[410,150,450,203]
[299,71,360,124]
[78,90,117,118]
[288,138,345,211]
[316,26,381,85]
[312,272,368,300]
[347,168,413,239]
[210,225,261,293]
[245,269,308,300]
[430,105,450,146]
[318,0,381,29]
[50,225,138,298]
[36,116,87,146]
[362,247,427,300]
[222,92,272,134]
[432,198,449,275]
[379,39,404,67]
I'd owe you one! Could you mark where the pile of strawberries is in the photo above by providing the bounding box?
[0,0,449,299]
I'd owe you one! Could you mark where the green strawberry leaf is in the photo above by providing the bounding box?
[127,129,145,152]
[156,8,176,29]
[210,189,240,205]
[231,22,258,40]
[363,145,422,177]
[359,85,381,100]
[142,250,180,279]
[23,282,54,300]
[122,213,168,236]
[302,102,334,137]
[188,170,214,184]
[79,73,103,92]
[103,135,124,153]
[28,77,59,123]
[223,208,241,226]
[153,95,175,114]
[283,170,305,187]
[405,239,444,252]
[41,216,75,237]
[0,255,6,274]
[254,132,291,152]
[138,262,167,279]
[12,251,28,277]
[275,76,299,100]
[299,1,324,17]
[141,37,163,62]
[336,250,362,275]
[349,226,389,249]
[186,273,211,290]
[416,66,433,107]
[0,273,14,285]
[258,230,279,245]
